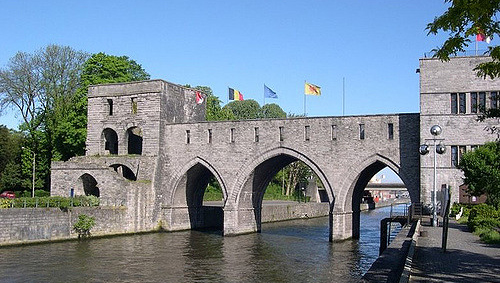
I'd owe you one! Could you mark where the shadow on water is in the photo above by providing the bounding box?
[0,205,401,283]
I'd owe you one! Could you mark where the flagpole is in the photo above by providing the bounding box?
[343,77,345,116]
[304,81,306,116]
[263,84,266,106]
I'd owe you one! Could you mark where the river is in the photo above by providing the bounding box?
[0,205,404,282]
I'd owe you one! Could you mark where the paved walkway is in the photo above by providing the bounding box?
[410,218,500,282]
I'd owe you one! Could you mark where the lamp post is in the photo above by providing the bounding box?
[419,125,446,227]
[22,147,36,198]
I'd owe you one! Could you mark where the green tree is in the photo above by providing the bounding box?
[223,99,262,120]
[0,125,24,191]
[458,142,500,207]
[261,103,286,119]
[55,52,151,161]
[427,0,500,79]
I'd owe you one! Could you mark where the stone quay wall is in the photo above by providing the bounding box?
[0,203,329,246]
[0,207,145,246]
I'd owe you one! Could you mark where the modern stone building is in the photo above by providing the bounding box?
[419,56,500,205]
[50,55,499,241]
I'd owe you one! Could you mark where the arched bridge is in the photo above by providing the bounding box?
[51,81,420,241]
[155,113,420,240]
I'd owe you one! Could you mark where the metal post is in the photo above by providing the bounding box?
[433,138,438,227]
[32,152,36,198]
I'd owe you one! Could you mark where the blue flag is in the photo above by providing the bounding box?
[264,84,278,98]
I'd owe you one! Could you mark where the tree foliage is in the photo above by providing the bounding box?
[261,103,287,119]
[427,0,500,79]
[223,99,262,120]
[0,125,24,191]
[458,142,500,207]
[0,46,152,191]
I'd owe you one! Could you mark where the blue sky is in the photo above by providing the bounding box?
[0,1,481,181]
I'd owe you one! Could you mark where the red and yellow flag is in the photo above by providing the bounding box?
[305,82,321,95]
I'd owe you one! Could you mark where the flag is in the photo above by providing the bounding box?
[264,84,277,98]
[476,29,491,43]
[195,91,205,104]
[305,82,321,95]
[229,87,244,101]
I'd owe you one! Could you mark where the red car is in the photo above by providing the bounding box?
[0,191,15,199]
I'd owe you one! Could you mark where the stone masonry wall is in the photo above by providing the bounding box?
[419,56,500,204]
[155,113,420,231]
[0,207,131,246]
[86,80,206,157]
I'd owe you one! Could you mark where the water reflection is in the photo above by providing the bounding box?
[0,205,402,282]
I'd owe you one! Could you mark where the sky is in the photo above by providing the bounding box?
[0,0,480,182]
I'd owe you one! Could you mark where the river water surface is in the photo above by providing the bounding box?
[0,205,403,283]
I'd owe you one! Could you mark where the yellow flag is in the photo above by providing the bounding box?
[305,82,321,95]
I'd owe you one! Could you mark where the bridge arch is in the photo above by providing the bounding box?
[109,163,137,181]
[166,157,228,230]
[225,147,334,235]
[340,153,415,238]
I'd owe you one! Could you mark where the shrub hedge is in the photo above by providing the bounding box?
[0,195,99,209]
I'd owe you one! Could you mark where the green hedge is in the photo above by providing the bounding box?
[465,203,500,244]
[0,195,99,209]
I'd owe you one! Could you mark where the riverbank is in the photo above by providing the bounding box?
[360,198,410,211]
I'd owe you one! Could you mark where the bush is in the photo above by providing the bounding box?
[466,204,500,244]
[474,227,500,244]
[73,214,96,239]
[468,204,500,222]
[469,217,500,231]
[0,198,11,208]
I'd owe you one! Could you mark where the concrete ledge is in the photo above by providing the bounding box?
[399,219,420,283]
[361,220,419,282]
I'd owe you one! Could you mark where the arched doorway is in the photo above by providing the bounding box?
[78,173,99,197]
[127,127,143,155]
[102,128,118,155]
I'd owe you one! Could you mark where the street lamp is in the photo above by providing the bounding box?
[419,125,446,227]
[21,147,36,198]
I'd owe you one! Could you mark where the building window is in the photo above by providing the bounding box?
[107,99,113,116]
[230,128,235,143]
[451,93,458,114]
[254,127,259,142]
[459,146,466,165]
[131,97,138,114]
[471,92,478,113]
[471,145,479,151]
[186,130,190,144]
[331,125,337,141]
[208,129,212,144]
[451,146,458,167]
[359,124,365,140]
[304,125,310,141]
[388,123,394,140]
[479,92,486,112]
[279,126,284,142]
[459,92,466,114]
[491,91,498,109]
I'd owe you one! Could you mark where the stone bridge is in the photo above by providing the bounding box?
[51,80,420,241]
